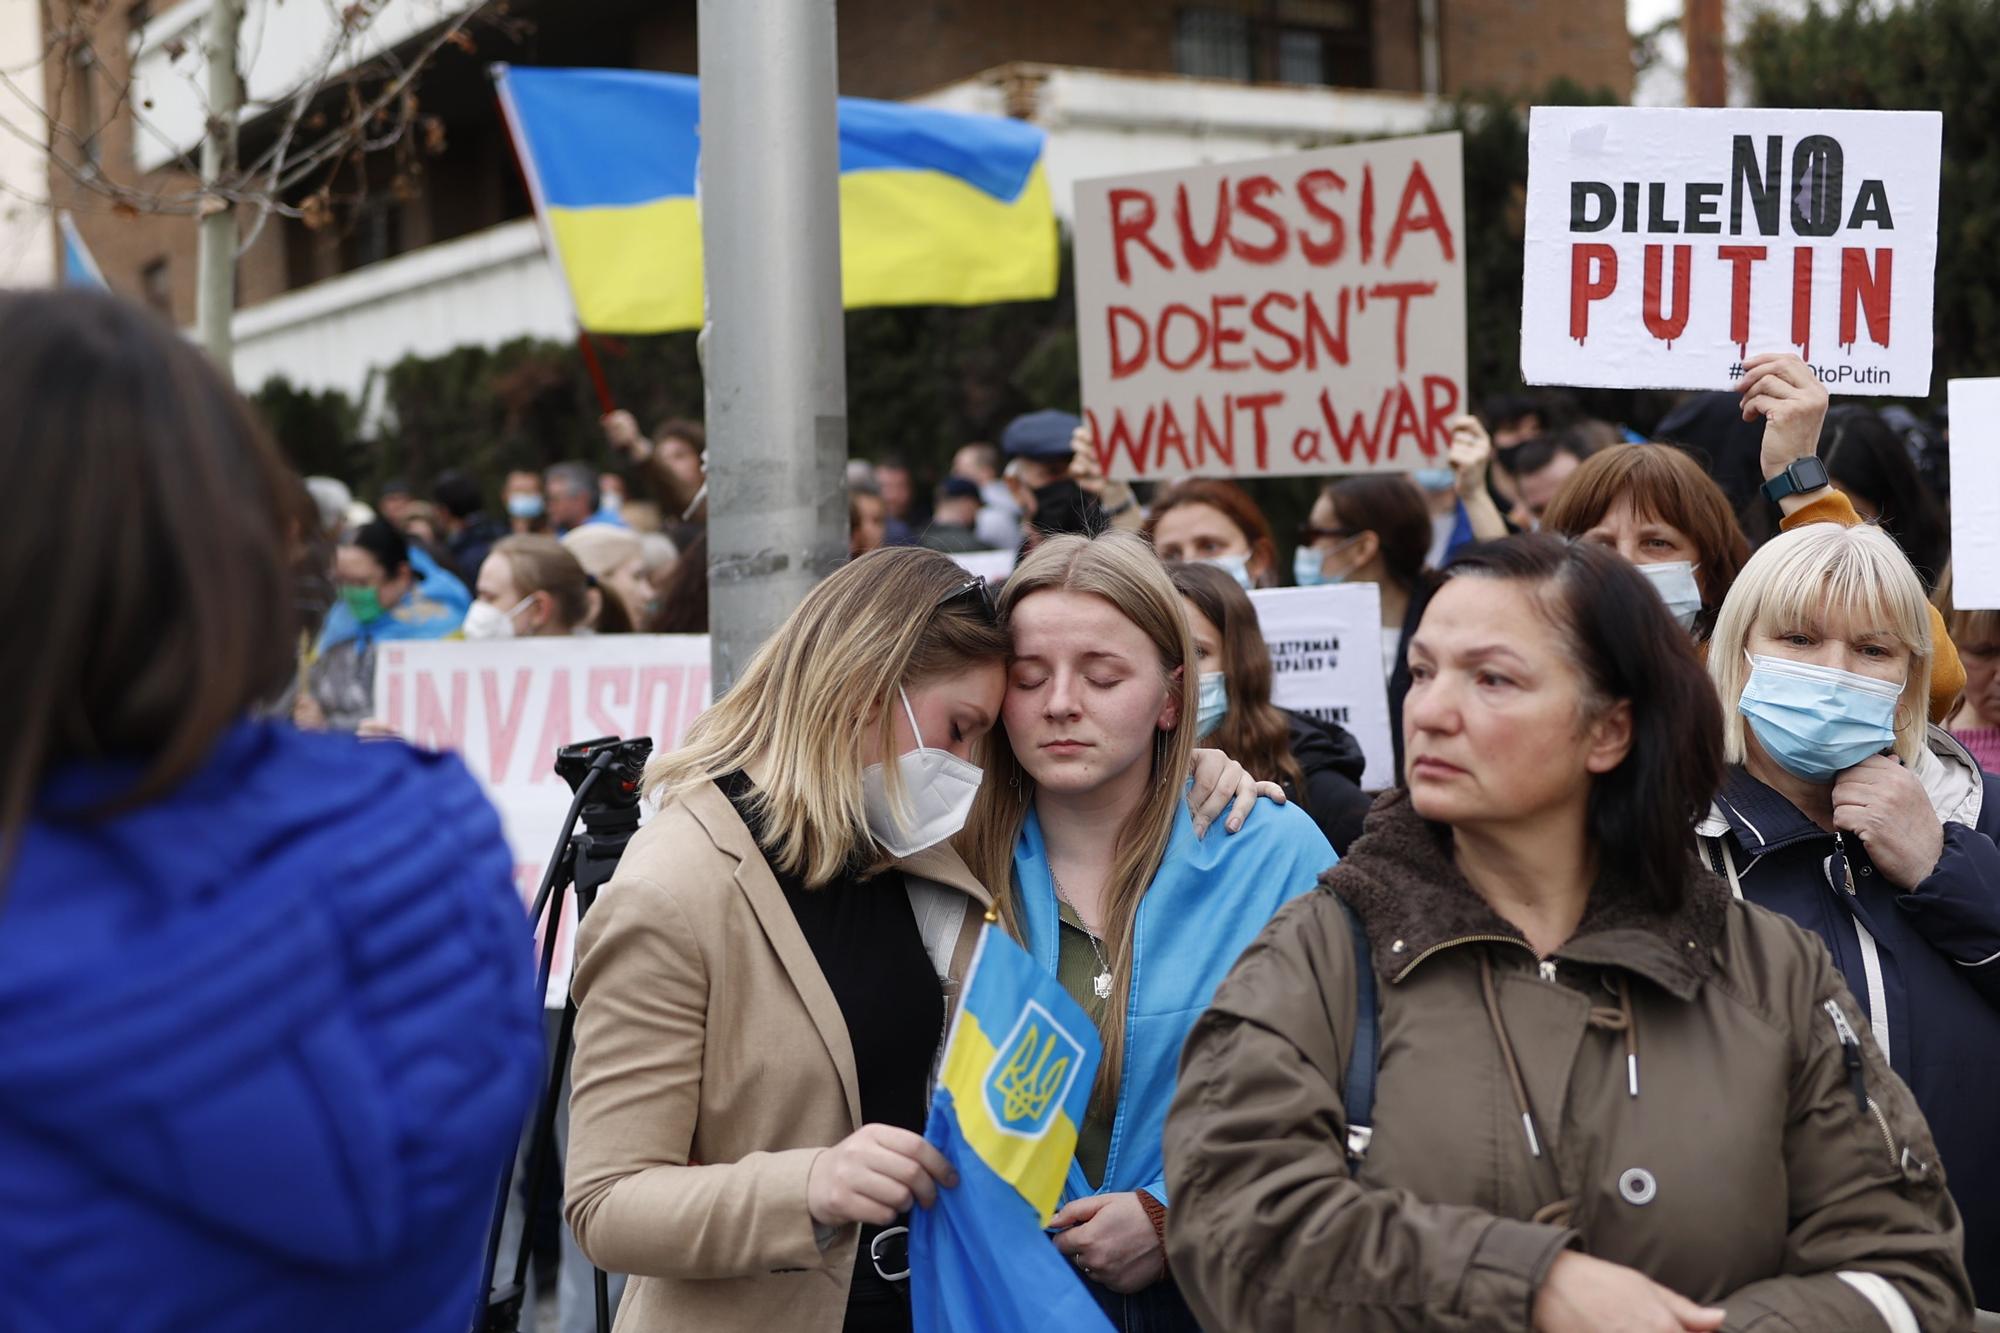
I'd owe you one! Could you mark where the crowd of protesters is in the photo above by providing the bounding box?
[5,282,1999,1333]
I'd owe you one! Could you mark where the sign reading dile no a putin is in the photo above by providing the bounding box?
[1521,107,1941,396]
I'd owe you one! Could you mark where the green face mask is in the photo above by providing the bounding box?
[341,584,385,623]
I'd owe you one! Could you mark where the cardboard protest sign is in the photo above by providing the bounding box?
[1074,134,1466,481]
[1522,107,1940,396]
[375,635,713,1000]
[1949,379,2000,609]
[1248,585,1395,790]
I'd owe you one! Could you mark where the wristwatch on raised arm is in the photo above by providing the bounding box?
[1760,455,1831,506]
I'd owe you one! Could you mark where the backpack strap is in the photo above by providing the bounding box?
[1338,897,1379,1168]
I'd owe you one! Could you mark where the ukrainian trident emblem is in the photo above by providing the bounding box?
[983,1000,1087,1137]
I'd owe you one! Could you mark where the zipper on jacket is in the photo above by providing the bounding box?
[1830,832,1856,895]
[1401,933,1537,977]
[1863,1096,1896,1165]
[1537,959,1558,983]
[1823,999,1868,1116]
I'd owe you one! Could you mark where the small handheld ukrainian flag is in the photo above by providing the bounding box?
[909,924,1113,1332]
[493,65,1058,335]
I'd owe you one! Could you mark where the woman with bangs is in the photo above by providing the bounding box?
[1540,352,1964,722]
[1702,522,2000,1314]
[961,529,1334,1331]
[564,544,1280,1333]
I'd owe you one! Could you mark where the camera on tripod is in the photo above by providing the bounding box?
[482,734,653,1333]
[555,736,652,826]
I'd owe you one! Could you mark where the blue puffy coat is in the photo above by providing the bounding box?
[0,722,543,1332]
[1697,726,2000,1308]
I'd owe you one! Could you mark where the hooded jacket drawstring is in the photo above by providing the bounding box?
[1588,974,1640,1099]
[1481,952,1645,1174]
[1479,952,1545,1159]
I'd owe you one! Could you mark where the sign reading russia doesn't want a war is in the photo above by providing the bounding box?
[1521,106,1941,396]
[1073,134,1466,481]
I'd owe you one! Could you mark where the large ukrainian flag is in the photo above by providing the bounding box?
[908,924,1113,1332]
[494,66,1059,334]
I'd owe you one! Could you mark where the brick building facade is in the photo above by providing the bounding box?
[41,0,1628,331]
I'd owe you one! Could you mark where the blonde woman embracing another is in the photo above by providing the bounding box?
[563,545,1279,1333]
[962,530,1336,1331]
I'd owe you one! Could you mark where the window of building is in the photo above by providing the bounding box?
[1174,9,1254,83]
[1174,1,1372,89]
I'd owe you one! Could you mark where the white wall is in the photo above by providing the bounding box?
[916,67,1437,219]
[129,0,483,173]
[0,3,55,286]
[231,216,571,403]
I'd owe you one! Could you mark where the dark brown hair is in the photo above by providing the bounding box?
[1537,443,1750,638]
[0,291,300,863]
[1322,474,1433,593]
[1143,478,1280,587]
[1168,561,1304,790]
[1436,536,1724,914]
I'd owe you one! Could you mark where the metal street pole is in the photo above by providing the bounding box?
[697,0,849,692]
[195,0,244,368]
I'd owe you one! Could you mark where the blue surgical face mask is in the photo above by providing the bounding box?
[1294,535,1362,587]
[1636,560,1703,632]
[1412,466,1456,493]
[1739,653,1903,783]
[1204,552,1254,591]
[507,493,545,520]
[1194,670,1230,739]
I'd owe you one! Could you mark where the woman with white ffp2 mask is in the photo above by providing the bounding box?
[562,548,1291,1333]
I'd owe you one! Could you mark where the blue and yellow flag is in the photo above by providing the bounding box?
[493,66,1058,334]
[909,924,1113,1332]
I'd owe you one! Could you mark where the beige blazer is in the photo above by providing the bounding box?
[565,777,992,1333]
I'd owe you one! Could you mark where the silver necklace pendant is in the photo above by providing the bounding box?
[1093,971,1114,1000]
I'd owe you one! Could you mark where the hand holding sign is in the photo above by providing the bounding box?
[1736,352,1832,513]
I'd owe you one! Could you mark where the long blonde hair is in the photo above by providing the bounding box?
[960,530,1198,1114]
[648,547,1009,886]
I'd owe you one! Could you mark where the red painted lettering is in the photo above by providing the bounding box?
[1296,168,1347,265]
[483,668,533,785]
[1302,287,1351,369]
[1383,161,1456,267]
[1210,295,1250,371]
[1642,244,1692,348]
[1422,375,1461,457]
[586,666,633,741]
[1108,306,1149,379]
[1717,245,1768,357]
[1792,249,1813,362]
[1238,391,1282,470]
[1157,303,1210,372]
[1174,180,1231,273]
[1569,244,1618,344]
[1109,188,1173,285]
[1367,280,1437,371]
[1194,395,1236,468]
[1839,247,1892,350]
[1228,175,1288,265]
[1249,291,1302,373]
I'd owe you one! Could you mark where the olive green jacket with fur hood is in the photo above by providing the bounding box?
[1164,792,1972,1333]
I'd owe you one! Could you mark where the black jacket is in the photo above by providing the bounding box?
[1697,728,2000,1307]
[447,513,508,589]
[1283,709,1372,856]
